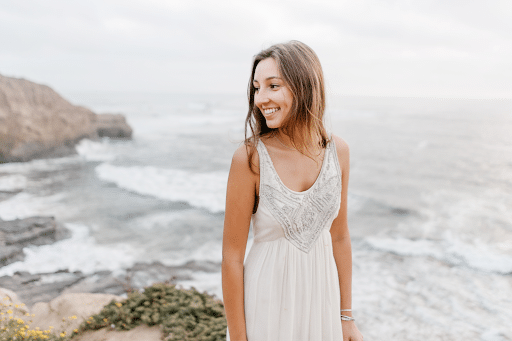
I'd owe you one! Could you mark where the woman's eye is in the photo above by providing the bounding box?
[270,84,279,89]
[254,87,260,92]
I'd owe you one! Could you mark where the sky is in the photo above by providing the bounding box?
[0,0,511,98]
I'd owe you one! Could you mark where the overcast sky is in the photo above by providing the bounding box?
[1,0,511,98]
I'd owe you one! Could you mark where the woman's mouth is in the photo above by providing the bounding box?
[263,108,280,116]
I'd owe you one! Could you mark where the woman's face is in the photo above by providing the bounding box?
[253,58,293,129]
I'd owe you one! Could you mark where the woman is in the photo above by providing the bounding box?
[222,41,363,341]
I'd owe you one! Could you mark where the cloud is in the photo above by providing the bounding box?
[0,0,510,97]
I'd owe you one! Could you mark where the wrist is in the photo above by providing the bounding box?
[340,309,355,322]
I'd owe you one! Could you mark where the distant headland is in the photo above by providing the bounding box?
[0,74,132,163]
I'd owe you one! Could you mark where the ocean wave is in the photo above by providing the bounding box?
[0,192,70,221]
[75,138,117,161]
[0,155,79,173]
[95,163,228,213]
[0,174,28,191]
[365,235,512,275]
[0,223,138,276]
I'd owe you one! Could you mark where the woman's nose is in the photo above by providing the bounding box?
[254,90,269,107]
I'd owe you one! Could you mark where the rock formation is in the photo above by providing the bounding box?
[0,260,218,307]
[0,216,70,267]
[29,293,124,335]
[0,288,164,341]
[96,113,133,138]
[0,74,132,162]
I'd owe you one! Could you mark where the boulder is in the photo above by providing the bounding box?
[0,74,133,162]
[29,293,122,335]
[0,270,87,307]
[0,245,24,267]
[0,287,29,316]
[0,216,71,267]
[96,113,132,138]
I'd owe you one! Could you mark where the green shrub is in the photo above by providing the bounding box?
[77,283,227,341]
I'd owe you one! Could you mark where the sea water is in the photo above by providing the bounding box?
[0,93,510,340]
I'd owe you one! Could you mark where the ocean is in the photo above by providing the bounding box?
[0,92,511,340]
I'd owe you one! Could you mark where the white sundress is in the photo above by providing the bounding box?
[227,139,343,341]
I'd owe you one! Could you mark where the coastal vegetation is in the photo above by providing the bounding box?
[1,283,227,341]
[78,283,227,341]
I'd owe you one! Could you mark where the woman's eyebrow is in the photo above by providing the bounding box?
[253,76,282,83]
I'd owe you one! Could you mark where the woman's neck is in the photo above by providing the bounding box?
[273,130,323,155]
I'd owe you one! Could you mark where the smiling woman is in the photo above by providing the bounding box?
[251,58,293,129]
[222,41,364,341]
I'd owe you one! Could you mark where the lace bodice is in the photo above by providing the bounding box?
[254,139,342,253]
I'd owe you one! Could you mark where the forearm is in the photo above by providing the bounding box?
[222,259,247,341]
[332,235,353,315]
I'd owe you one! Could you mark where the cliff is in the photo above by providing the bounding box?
[0,74,132,162]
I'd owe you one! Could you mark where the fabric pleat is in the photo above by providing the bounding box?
[238,230,342,341]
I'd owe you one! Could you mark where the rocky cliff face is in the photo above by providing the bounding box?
[0,74,132,162]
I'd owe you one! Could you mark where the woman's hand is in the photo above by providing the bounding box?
[342,321,364,341]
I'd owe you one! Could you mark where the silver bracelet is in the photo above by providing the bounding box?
[340,314,355,321]
[340,309,352,312]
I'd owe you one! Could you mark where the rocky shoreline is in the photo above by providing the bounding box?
[0,74,226,340]
[0,259,220,307]
[0,216,222,340]
[0,216,220,307]
[0,213,221,341]
[0,73,222,307]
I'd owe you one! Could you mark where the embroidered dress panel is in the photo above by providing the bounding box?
[257,140,342,253]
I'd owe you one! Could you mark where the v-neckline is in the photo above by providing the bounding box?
[259,140,329,194]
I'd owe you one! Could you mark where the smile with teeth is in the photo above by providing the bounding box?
[263,108,280,115]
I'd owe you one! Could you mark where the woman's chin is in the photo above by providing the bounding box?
[265,119,281,129]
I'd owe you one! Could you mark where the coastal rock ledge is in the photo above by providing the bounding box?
[0,73,132,163]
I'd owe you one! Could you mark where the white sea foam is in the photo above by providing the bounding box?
[0,156,78,173]
[350,243,512,341]
[0,174,28,191]
[480,329,511,341]
[0,192,70,221]
[0,223,138,276]
[95,163,228,213]
[365,234,512,274]
[75,138,117,161]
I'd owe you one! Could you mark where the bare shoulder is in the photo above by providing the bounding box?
[230,142,260,175]
[331,134,349,161]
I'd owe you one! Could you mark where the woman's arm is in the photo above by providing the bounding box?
[222,144,257,341]
[330,136,363,341]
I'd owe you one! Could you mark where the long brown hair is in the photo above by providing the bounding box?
[245,40,329,171]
